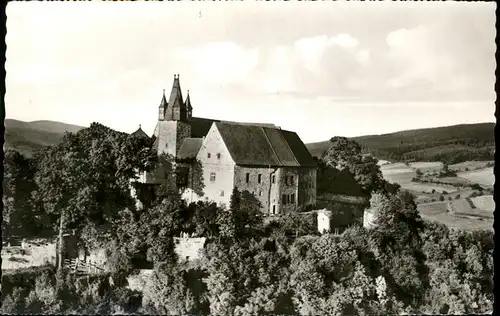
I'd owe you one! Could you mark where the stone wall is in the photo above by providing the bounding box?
[176,122,191,157]
[155,121,178,157]
[278,167,300,214]
[174,237,206,261]
[234,166,278,214]
[298,168,317,207]
[363,209,377,229]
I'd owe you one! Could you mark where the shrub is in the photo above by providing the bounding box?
[442,191,448,195]
[455,194,461,199]
[439,196,445,202]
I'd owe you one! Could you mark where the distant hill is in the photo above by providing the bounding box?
[307,122,495,164]
[4,119,87,157]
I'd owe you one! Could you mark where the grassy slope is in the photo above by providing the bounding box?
[4,119,86,157]
[306,122,495,162]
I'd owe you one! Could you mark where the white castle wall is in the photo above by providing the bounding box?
[174,236,206,261]
[363,209,377,229]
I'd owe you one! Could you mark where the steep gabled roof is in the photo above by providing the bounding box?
[178,138,203,160]
[190,117,220,138]
[280,130,317,167]
[214,122,316,168]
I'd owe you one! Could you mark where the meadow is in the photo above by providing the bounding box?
[457,167,494,187]
[381,160,494,231]
[449,160,494,172]
[417,202,493,231]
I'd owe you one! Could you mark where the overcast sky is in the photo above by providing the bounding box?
[5,2,496,143]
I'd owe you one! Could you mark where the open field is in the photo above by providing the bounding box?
[413,188,475,204]
[409,162,444,173]
[449,160,494,172]
[457,167,494,187]
[376,159,391,166]
[1,238,56,270]
[403,182,458,194]
[380,163,415,184]
[418,201,493,231]
[470,195,495,213]
[431,176,471,186]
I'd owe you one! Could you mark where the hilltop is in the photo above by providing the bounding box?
[307,122,495,164]
[4,119,86,157]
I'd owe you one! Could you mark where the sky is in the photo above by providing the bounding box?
[5,2,496,143]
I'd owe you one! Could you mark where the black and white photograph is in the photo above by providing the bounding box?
[2,1,496,315]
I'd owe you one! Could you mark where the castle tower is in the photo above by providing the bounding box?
[153,74,192,158]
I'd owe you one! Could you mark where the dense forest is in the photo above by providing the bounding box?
[1,123,494,315]
[307,123,495,164]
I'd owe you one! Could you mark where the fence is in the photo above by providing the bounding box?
[64,258,104,276]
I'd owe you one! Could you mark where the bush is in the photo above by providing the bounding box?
[439,196,445,202]
[455,194,461,199]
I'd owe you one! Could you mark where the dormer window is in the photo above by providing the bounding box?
[207,153,211,159]
[217,153,221,159]
[258,174,262,183]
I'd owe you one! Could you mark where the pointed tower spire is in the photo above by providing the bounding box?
[165,73,186,121]
[159,89,167,108]
[185,89,193,121]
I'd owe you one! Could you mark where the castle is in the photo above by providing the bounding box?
[132,75,317,215]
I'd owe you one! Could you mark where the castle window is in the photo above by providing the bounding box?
[217,153,221,159]
[290,176,294,185]
[210,172,216,182]
[285,176,289,186]
[207,153,211,159]
[246,173,250,183]
[258,174,262,183]
[272,175,276,184]
[259,190,262,197]
[282,194,287,205]
[220,190,224,197]
[291,194,295,204]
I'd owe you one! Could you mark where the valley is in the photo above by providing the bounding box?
[380,160,494,231]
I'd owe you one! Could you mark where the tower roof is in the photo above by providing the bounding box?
[130,125,150,140]
[159,89,167,108]
[185,90,193,110]
[167,74,184,110]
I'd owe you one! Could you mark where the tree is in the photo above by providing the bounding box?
[116,194,187,266]
[321,137,387,195]
[34,123,155,269]
[202,237,293,316]
[217,188,264,240]
[142,262,202,315]
[2,149,43,238]
[369,191,429,307]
